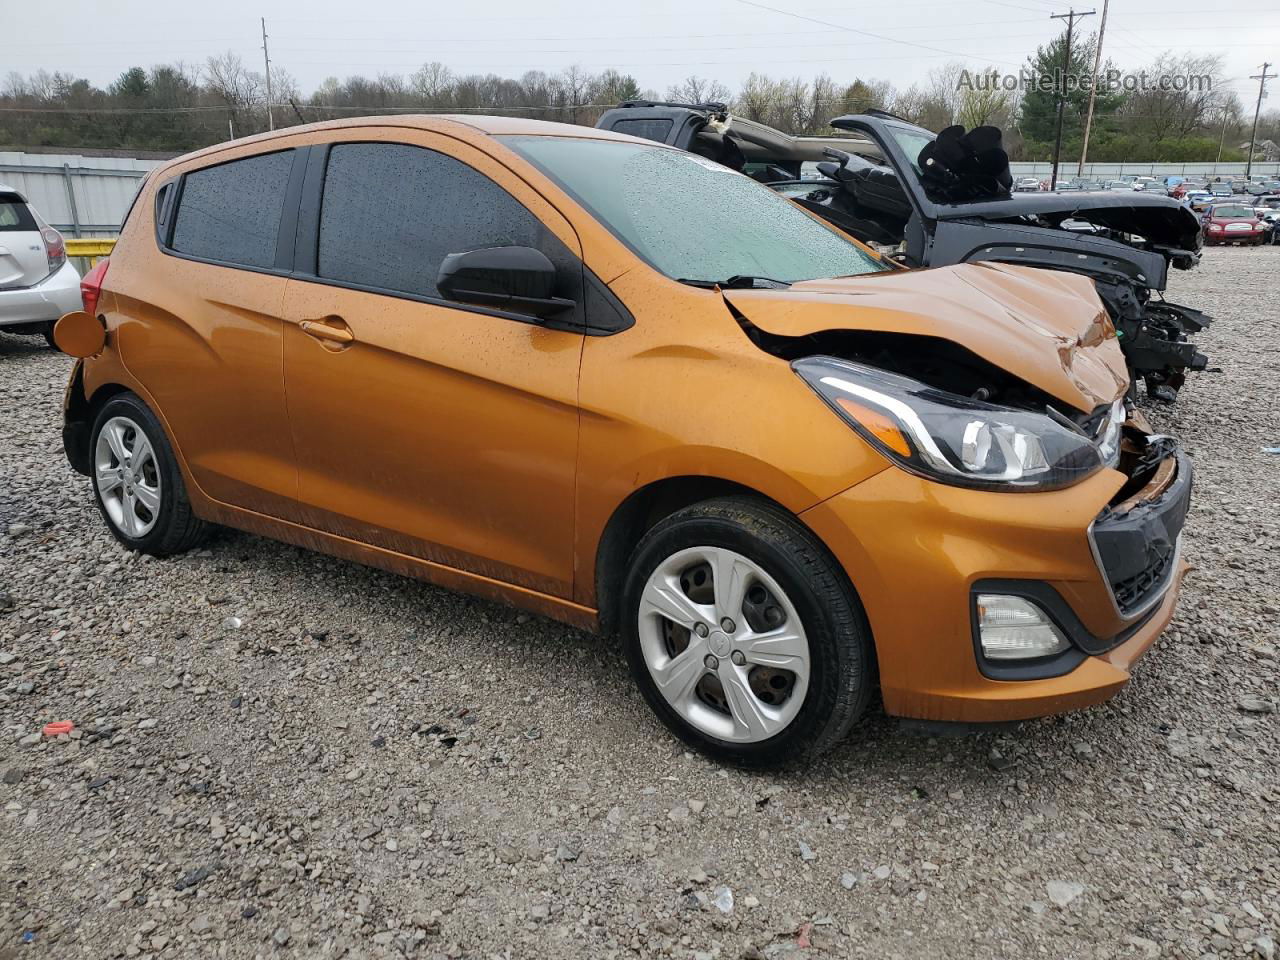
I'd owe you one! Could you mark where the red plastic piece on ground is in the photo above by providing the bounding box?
[42,721,74,737]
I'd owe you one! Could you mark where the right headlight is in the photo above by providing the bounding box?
[793,356,1106,492]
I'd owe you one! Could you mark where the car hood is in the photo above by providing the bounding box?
[1209,216,1259,224]
[723,262,1128,413]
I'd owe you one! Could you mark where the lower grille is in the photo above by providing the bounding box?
[1089,448,1191,619]
[1109,543,1175,615]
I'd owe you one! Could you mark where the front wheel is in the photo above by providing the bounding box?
[621,497,874,766]
[90,392,209,555]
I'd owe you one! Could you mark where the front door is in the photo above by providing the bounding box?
[280,135,584,599]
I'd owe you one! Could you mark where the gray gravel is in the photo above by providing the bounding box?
[1,247,1278,959]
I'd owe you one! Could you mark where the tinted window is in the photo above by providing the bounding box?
[317,142,548,299]
[170,150,294,268]
[0,197,37,232]
[609,118,674,143]
[502,136,884,285]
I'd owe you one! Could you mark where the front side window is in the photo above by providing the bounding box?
[501,136,885,285]
[317,142,549,299]
[170,150,294,268]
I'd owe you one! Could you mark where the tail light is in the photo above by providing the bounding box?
[42,226,66,274]
[80,257,110,316]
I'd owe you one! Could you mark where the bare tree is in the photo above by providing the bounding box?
[667,75,732,105]
[411,62,454,103]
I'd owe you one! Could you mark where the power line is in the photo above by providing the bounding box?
[729,0,1023,68]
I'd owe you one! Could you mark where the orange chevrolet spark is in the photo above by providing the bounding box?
[56,116,1192,765]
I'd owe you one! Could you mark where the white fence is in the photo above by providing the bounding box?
[1009,161,1280,178]
[0,152,166,237]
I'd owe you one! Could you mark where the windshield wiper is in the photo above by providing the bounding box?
[676,275,792,289]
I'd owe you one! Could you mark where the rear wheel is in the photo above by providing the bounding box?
[621,497,874,766]
[90,393,209,556]
[42,323,57,350]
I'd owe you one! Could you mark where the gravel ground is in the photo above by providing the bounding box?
[1,246,1277,960]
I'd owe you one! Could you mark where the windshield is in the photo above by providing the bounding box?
[501,136,884,285]
[1212,205,1253,218]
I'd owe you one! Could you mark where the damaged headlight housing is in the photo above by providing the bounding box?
[793,356,1105,492]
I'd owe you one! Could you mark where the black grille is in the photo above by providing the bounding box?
[1091,450,1191,617]
[1109,544,1175,614]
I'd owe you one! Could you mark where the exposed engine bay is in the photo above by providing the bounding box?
[594,103,1211,402]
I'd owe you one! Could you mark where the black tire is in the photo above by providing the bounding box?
[620,496,874,767]
[42,323,58,350]
[89,392,209,556]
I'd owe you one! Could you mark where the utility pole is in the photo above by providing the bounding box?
[261,17,275,131]
[1076,0,1108,175]
[1216,106,1231,169]
[1049,7,1095,191]
[1245,63,1275,181]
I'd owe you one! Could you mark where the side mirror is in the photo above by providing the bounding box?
[436,245,574,318]
[52,310,106,358]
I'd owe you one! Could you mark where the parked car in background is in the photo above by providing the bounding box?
[1261,210,1280,244]
[1014,177,1041,192]
[1184,191,1214,210]
[52,114,1194,764]
[0,183,81,346]
[1141,182,1170,196]
[1201,203,1265,245]
[1208,181,1234,198]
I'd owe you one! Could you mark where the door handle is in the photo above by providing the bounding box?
[299,319,354,344]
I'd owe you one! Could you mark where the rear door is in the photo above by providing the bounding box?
[279,133,585,598]
[109,146,307,520]
[0,193,49,288]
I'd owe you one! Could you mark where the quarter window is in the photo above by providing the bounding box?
[609,118,674,143]
[316,142,549,299]
[170,150,294,268]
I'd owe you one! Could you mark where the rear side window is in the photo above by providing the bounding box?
[170,150,294,268]
[317,142,548,299]
[0,196,37,232]
[609,118,674,144]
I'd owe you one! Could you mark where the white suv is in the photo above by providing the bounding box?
[0,183,83,345]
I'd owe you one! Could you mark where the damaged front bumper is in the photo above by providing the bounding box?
[800,438,1192,723]
[1088,442,1192,622]
[1094,279,1210,401]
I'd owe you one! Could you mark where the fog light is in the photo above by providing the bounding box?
[976,594,1070,660]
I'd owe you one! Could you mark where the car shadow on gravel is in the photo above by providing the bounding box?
[199,518,1166,802]
[0,331,56,357]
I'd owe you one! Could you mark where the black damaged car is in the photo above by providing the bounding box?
[596,102,1210,402]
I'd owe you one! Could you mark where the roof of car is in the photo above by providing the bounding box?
[156,114,647,172]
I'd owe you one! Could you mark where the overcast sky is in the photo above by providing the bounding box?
[9,0,1279,106]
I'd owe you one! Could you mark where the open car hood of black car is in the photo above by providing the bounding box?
[939,191,1205,253]
[829,114,1203,254]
